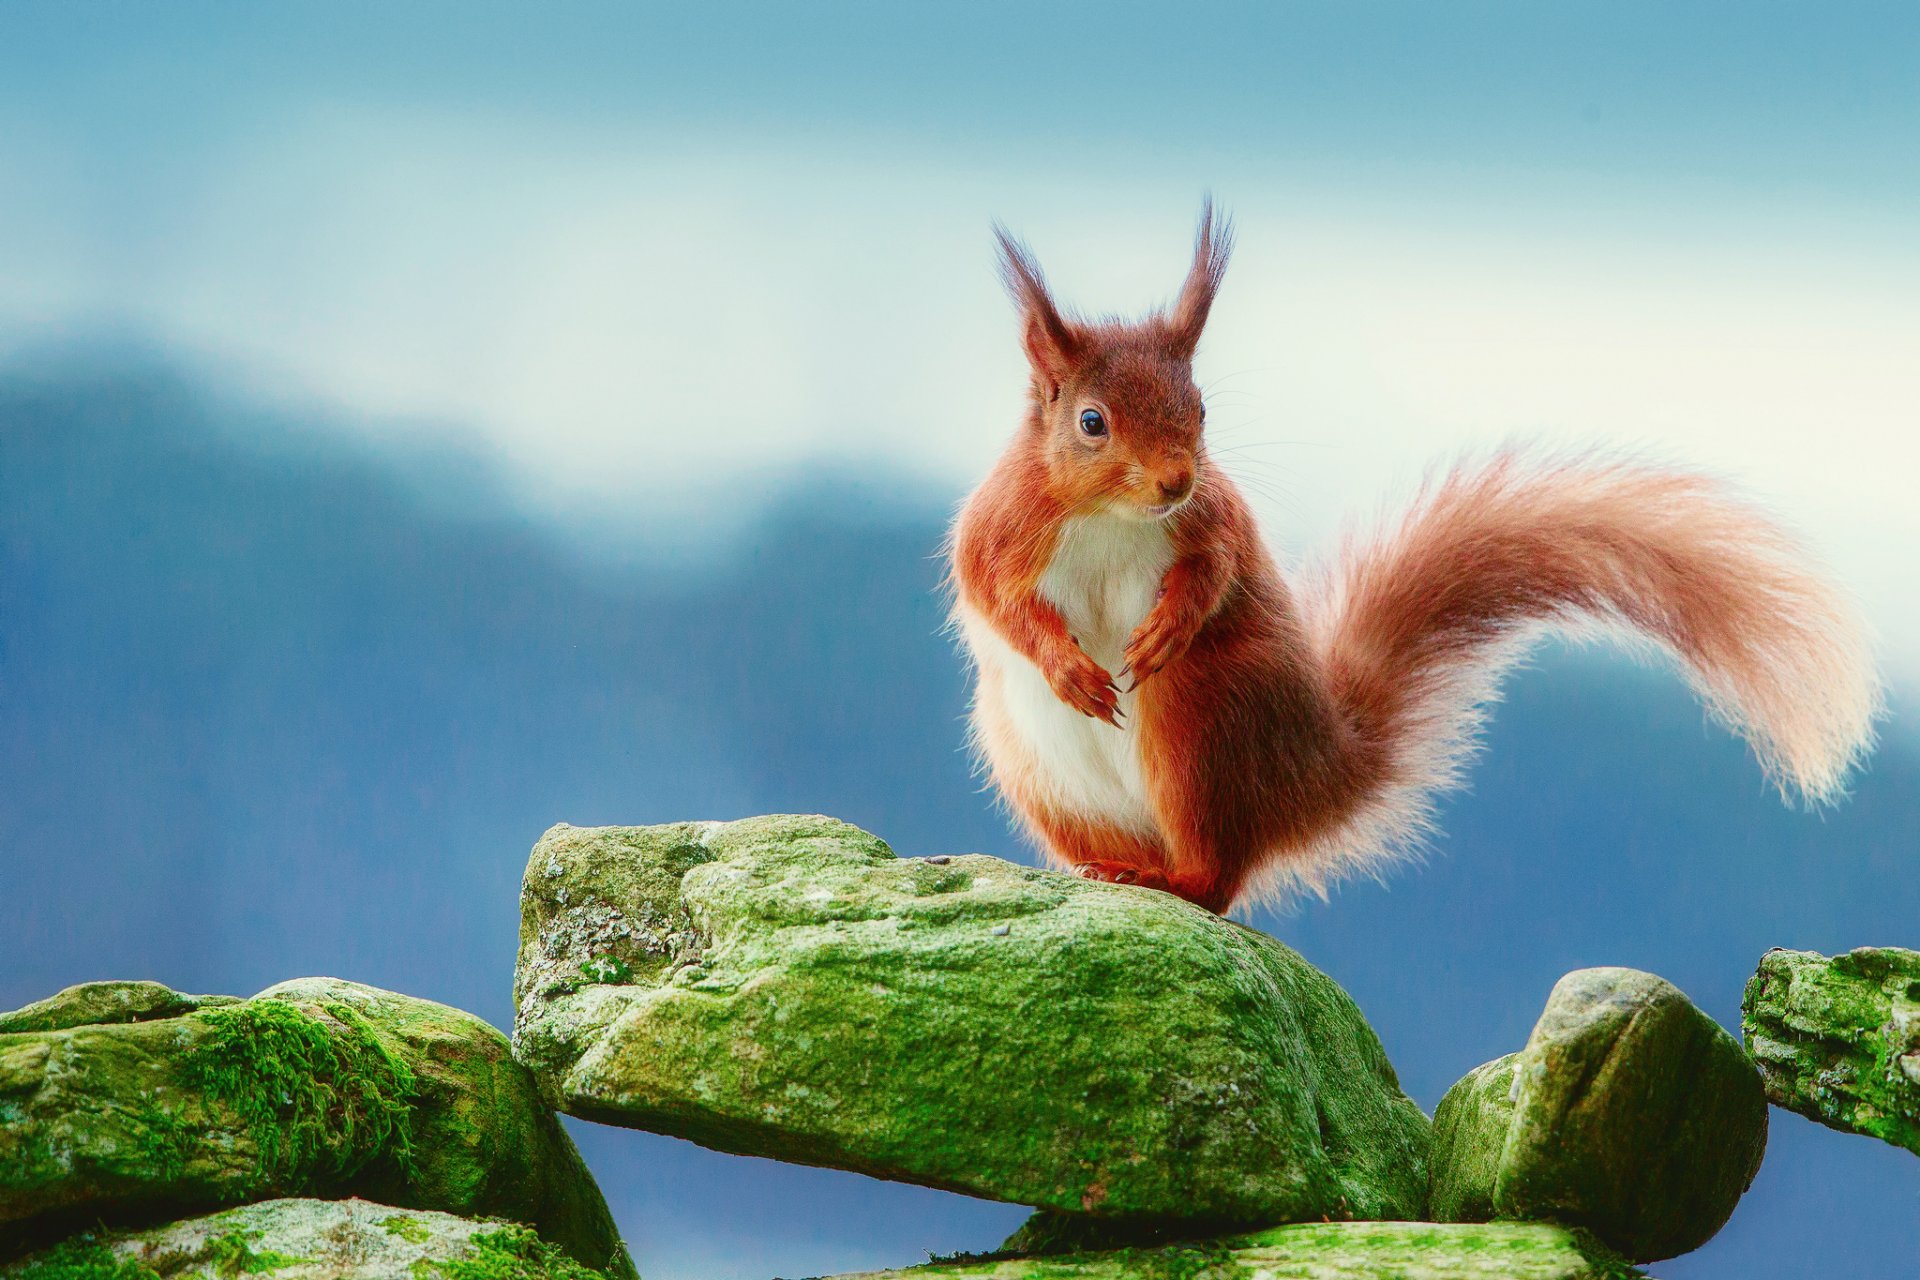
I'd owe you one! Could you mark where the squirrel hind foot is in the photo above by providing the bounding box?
[1071,861,1232,914]
[1073,860,1163,888]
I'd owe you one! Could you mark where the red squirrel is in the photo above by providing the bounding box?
[949,201,1882,914]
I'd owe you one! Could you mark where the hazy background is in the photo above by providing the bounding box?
[2,5,1916,1278]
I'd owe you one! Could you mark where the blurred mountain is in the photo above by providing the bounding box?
[2,353,1914,1279]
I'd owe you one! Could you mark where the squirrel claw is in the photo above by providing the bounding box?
[1045,646,1124,725]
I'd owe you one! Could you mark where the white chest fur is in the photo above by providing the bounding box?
[959,513,1176,833]
[1037,514,1176,668]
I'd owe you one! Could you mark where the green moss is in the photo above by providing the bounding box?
[2,983,632,1280]
[1427,1054,1516,1222]
[203,1229,306,1276]
[866,1222,1642,1279]
[126,1099,196,1182]
[1101,1244,1242,1280]
[384,1216,435,1244]
[6,1239,160,1280]
[182,997,417,1189]
[1744,947,1920,1156]
[426,1226,609,1280]
[0,982,243,1035]
[517,816,1433,1226]
[576,957,633,985]
[1221,1222,1643,1280]
[997,1210,1219,1258]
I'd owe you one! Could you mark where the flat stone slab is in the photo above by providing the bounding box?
[0,1197,618,1280]
[512,815,1430,1227]
[0,978,632,1278]
[1743,945,1920,1155]
[1428,968,1766,1263]
[836,1221,1643,1279]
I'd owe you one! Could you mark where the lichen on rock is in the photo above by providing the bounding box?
[1426,967,1766,1263]
[1742,945,1920,1156]
[513,814,1431,1229]
[0,979,633,1279]
[0,1198,617,1280]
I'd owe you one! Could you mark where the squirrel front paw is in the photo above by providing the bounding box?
[1122,606,1200,686]
[1043,643,1123,727]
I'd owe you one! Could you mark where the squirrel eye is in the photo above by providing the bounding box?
[1079,409,1108,437]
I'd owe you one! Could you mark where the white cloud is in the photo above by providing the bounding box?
[3,107,1917,690]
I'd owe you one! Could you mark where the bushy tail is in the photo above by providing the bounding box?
[1297,447,1882,889]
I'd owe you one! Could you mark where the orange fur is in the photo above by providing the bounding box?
[950,202,1883,913]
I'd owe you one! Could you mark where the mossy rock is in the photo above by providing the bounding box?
[0,1197,617,1280]
[846,1221,1643,1279]
[1423,1056,1516,1226]
[512,815,1430,1228]
[0,982,239,1034]
[1427,968,1766,1263]
[1742,945,1920,1155]
[0,979,633,1279]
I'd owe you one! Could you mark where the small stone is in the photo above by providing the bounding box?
[991,924,1011,936]
[1428,967,1766,1263]
[1742,946,1920,1156]
[925,855,952,865]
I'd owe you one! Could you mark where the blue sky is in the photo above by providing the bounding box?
[7,4,1918,176]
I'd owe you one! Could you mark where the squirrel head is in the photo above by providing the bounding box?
[994,200,1233,521]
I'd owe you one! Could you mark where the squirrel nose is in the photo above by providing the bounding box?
[1157,472,1193,502]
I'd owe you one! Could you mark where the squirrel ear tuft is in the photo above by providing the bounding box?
[1167,197,1234,359]
[994,224,1081,396]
